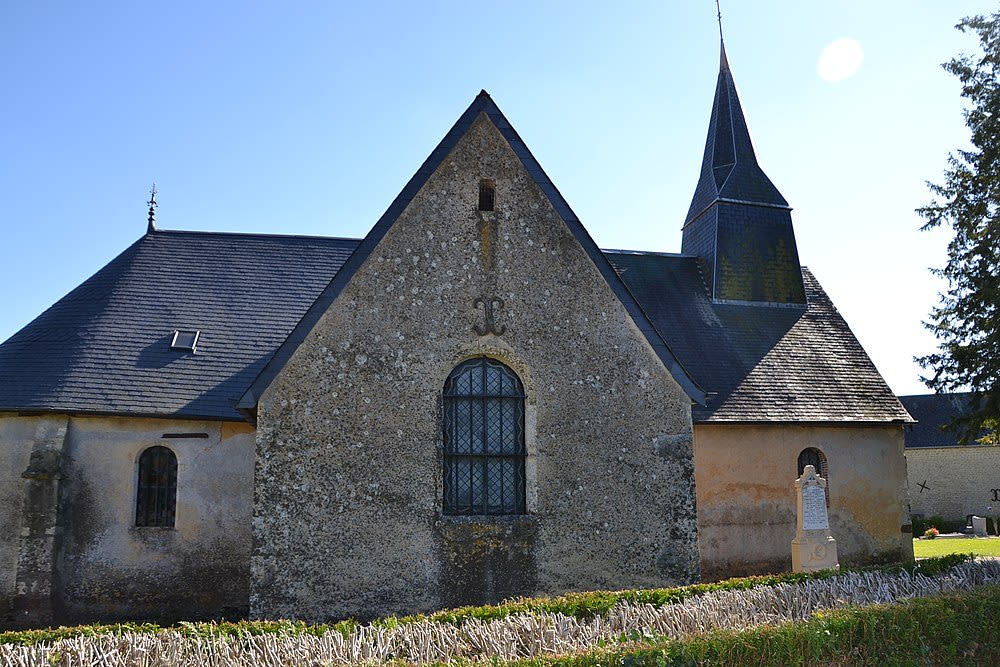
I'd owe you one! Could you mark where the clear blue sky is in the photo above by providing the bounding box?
[1,1,993,396]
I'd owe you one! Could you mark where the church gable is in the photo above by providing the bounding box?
[250,97,699,621]
[239,91,702,412]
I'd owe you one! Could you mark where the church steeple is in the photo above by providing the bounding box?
[681,41,805,305]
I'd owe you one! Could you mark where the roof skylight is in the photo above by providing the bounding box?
[170,330,200,353]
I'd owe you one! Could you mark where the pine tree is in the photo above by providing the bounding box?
[918,12,1000,443]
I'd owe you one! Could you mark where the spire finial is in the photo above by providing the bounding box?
[146,183,157,233]
[716,0,729,71]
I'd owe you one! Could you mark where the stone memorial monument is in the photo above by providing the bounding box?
[791,464,839,572]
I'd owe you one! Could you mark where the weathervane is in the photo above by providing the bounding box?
[147,183,157,233]
[715,0,724,41]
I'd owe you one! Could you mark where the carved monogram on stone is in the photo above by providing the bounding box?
[473,296,506,336]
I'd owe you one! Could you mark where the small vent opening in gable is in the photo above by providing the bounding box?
[478,179,495,212]
[170,330,200,353]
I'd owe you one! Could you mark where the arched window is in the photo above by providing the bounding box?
[443,358,525,515]
[135,446,178,527]
[797,447,829,507]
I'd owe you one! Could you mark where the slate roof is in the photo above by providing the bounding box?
[0,91,711,424]
[607,250,912,423]
[0,230,359,420]
[899,393,975,447]
[0,227,911,424]
[0,86,908,425]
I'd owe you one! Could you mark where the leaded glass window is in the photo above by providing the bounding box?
[443,358,525,515]
[135,446,178,527]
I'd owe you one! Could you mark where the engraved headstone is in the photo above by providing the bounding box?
[791,464,839,572]
[801,483,829,531]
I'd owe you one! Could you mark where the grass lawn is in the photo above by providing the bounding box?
[913,536,1000,558]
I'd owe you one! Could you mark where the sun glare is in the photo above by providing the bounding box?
[817,37,864,83]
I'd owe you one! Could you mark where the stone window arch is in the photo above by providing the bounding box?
[443,357,525,515]
[135,446,178,527]
[797,447,829,507]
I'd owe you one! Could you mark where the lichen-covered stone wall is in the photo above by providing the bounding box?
[695,423,912,581]
[251,113,698,622]
[1,414,255,628]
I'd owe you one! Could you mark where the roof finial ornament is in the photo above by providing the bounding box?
[716,0,729,71]
[146,183,157,233]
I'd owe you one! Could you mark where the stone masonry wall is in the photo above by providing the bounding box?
[251,112,698,622]
[696,423,912,581]
[906,446,1000,521]
[2,414,255,628]
[0,414,254,627]
[0,414,43,628]
[53,416,255,625]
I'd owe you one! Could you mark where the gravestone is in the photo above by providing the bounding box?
[972,515,987,537]
[791,464,839,572]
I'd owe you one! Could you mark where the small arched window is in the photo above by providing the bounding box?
[443,358,525,515]
[135,446,178,527]
[797,447,829,507]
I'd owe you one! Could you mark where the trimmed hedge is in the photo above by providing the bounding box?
[0,554,972,647]
[494,584,1000,667]
[415,553,968,627]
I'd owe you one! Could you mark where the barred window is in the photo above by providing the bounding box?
[135,446,178,527]
[478,179,495,212]
[443,358,525,515]
[797,447,829,507]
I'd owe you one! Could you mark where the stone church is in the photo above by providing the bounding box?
[0,44,913,628]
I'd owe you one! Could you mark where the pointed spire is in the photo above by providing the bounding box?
[146,184,157,233]
[684,42,788,226]
[681,40,805,305]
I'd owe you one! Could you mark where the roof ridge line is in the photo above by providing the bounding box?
[151,228,363,242]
